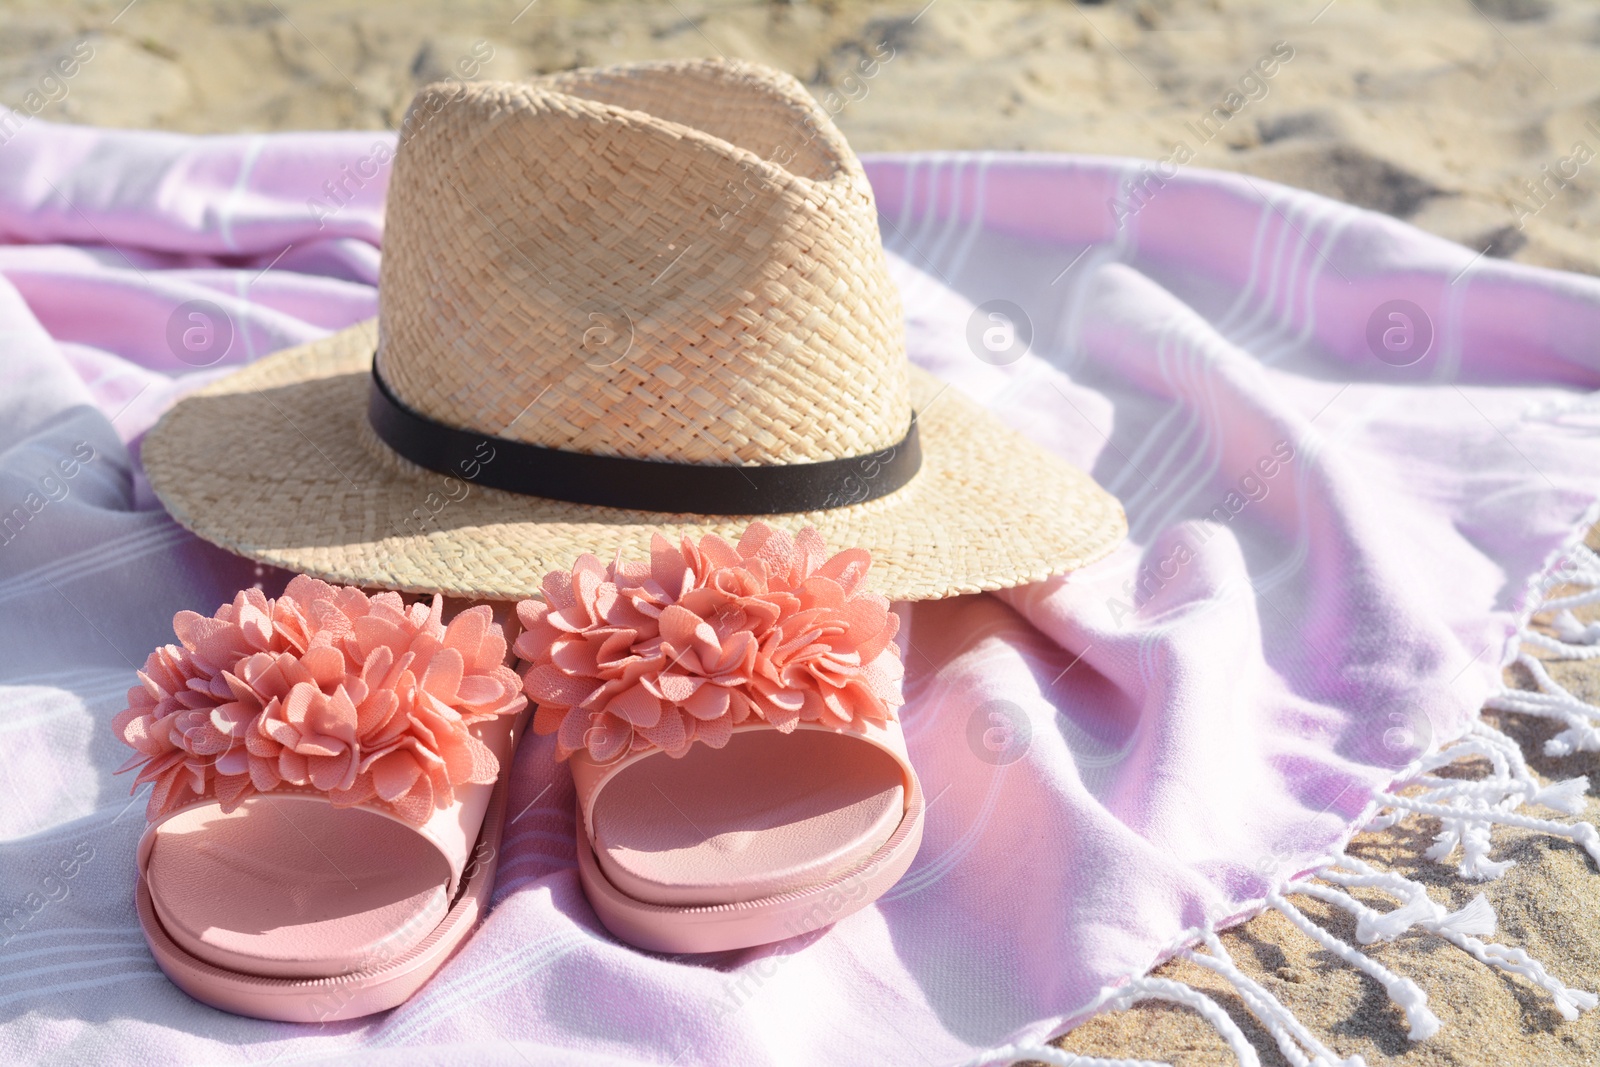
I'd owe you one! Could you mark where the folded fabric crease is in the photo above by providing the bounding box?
[5,108,1600,1063]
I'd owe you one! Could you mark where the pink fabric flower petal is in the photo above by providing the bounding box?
[299,644,346,688]
[558,707,596,755]
[549,634,601,676]
[214,772,252,811]
[524,664,602,707]
[586,714,633,763]
[637,706,689,754]
[682,683,731,721]
[695,713,733,749]
[650,532,692,597]
[515,523,904,761]
[371,749,422,802]
[605,683,663,728]
[456,673,508,706]
[420,646,465,701]
[110,579,527,826]
[442,605,490,662]
[649,671,704,705]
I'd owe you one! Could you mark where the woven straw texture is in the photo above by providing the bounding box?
[141,58,1127,601]
[143,320,1126,601]
[379,60,910,466]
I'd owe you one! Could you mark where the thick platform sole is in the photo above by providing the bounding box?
[576,777,925,955]
[133,764,511,1023]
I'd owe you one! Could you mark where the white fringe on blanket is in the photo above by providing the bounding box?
[960,544,1600,1067]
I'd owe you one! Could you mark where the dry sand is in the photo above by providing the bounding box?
[7,0,1600,274]
[3,0,1599,1063]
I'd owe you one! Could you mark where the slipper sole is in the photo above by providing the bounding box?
[576,776,924,954]
[133,759,512,1023]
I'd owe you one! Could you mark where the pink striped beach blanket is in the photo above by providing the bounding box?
[2,112,1600,1065]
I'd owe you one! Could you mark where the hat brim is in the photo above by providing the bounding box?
[142,320,1126,601]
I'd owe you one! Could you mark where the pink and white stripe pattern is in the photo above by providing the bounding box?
[1,112,1600,1064]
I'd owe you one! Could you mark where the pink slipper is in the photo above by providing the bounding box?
[113,578,528,1021]
[516,522,924,954]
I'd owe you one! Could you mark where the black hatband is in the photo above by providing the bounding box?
[366,365,921,515]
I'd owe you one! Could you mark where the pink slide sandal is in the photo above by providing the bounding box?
[516,522,925,954]
[113,578,528,1021]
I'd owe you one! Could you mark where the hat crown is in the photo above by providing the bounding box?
[375,59,911,467]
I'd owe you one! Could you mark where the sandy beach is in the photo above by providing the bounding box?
[4,0,1599,1062]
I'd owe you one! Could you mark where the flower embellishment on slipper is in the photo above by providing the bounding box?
[112,575,528,825]
[515,521,905,763]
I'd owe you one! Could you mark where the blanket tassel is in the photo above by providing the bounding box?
[962,541,1600,1066]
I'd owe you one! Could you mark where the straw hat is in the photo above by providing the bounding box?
[142,59,1126,601]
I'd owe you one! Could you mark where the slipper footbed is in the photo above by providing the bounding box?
[590,729,905,907]
[146,796,450,980]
